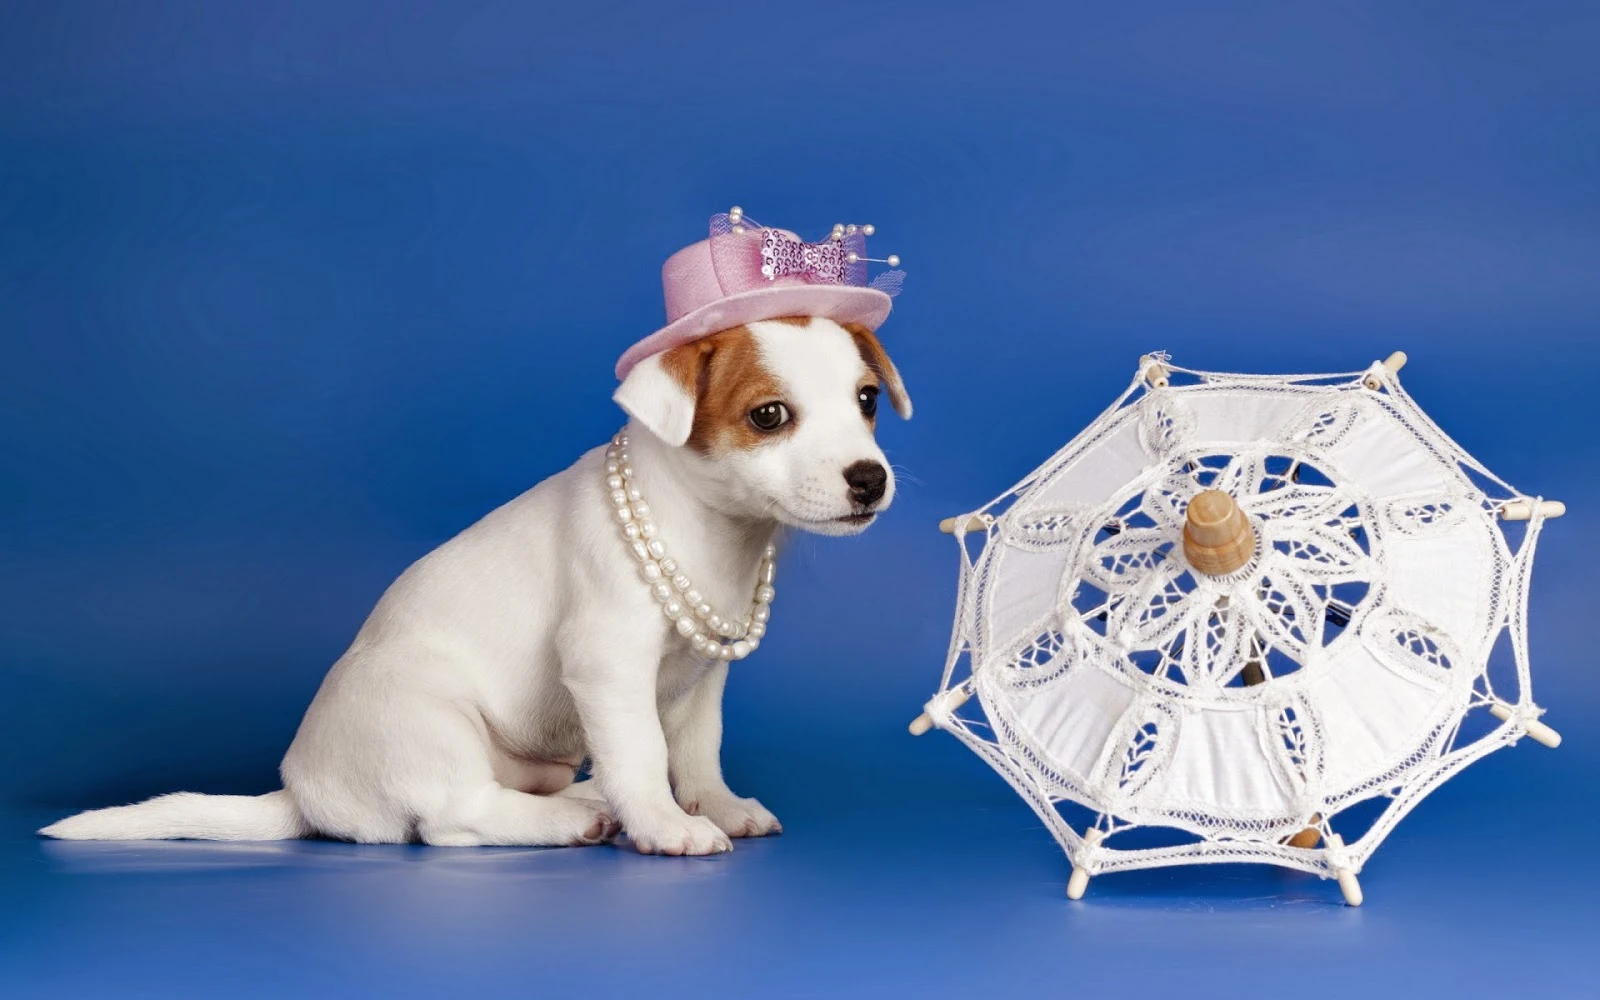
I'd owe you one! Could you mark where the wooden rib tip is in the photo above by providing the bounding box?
[939,514,988,535]
[1066,869,1090,900]
[909,686,974,736]
[1067,828,1106,900]
[1337,870,1364,907]
[1499,500,1565,521]
[1490,703,1562,748]
[1323,833,1363,906]
[1363,351,1407,389]
[1138,354,1170,388]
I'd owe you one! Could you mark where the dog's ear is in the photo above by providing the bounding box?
[846,324,913,419]
[613,342,706,447]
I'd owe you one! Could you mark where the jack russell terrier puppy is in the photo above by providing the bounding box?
[42,211,911,856]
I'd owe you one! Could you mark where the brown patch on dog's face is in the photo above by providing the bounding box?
[768,315,813,327]
[842,322,912,418]
[656,325,787,455]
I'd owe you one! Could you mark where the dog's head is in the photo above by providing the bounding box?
[614,316,911,536]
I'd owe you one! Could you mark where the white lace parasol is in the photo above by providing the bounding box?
[912,352,1564,905]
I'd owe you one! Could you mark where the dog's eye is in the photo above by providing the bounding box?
[858,385,880,418]
[748,402,791,432]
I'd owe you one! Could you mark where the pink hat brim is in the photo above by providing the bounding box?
[615,284,892,380]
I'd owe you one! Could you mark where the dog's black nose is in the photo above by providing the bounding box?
[843,460,889,507]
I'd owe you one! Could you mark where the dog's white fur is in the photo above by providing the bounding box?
[42,318,907,855]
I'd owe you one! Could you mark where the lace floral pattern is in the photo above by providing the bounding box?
[1068,450,1372,691]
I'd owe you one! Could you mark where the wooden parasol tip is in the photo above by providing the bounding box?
[1183,489,1256,576]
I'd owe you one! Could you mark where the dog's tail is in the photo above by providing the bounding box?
[38,789,311,842]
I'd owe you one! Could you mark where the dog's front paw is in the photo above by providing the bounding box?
[626,810,733,856]
[683,792,782,838]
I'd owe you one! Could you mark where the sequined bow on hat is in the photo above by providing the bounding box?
[760,229,850,284]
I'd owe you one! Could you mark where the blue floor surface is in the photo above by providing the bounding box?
[8,726,1598,998]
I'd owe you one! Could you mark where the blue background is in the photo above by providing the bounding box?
[3,2,1598,996]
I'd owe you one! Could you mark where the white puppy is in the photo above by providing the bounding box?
[42,316,910,855]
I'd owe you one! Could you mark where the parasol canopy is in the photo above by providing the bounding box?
[913,352,1564,905]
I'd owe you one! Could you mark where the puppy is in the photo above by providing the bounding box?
[41,316,910,855]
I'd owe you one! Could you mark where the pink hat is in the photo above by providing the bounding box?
[615,209,905,379]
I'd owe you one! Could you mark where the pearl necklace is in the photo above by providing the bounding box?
[604,431,775,661]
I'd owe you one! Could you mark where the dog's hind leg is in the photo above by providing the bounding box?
[413,715,616,846]
[552,778,610,807]
[290,682,615,847]
[416,785,618,847]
